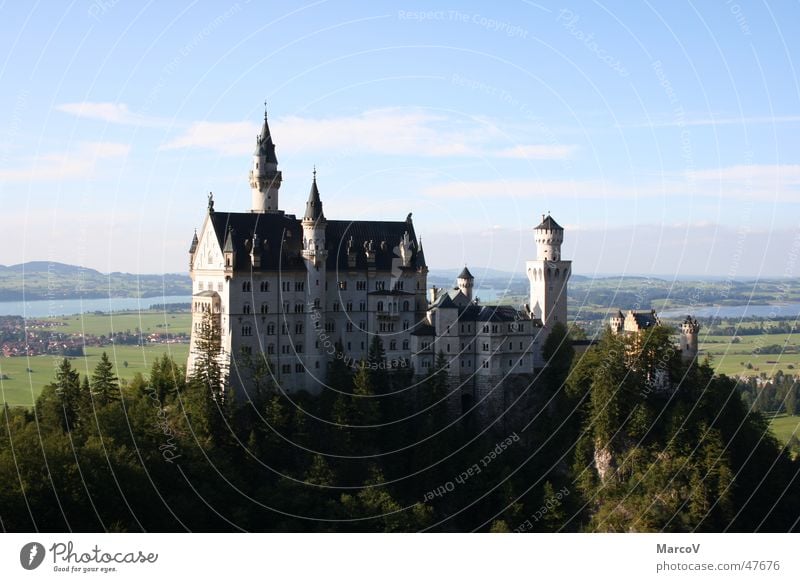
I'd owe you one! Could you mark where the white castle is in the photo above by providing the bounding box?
[187,107,694,408]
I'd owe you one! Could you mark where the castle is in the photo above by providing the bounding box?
[187,107,696,405]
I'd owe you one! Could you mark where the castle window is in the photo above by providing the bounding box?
[402,300,410,311]
[294,303,305,313]
[491,325,498,333]
[359,301,366,311]
[260,303,269,314]
[295,282,305,291]
[282,345,290,354]
[377,301,384,312]
[356,281,367,291]
[389,340,397,350]
[347,342,351,350]
[260,281,269,292]
[243,303,251,314]
[295,363,303,373]
[283,301,289,312]
[325,322,335,333]
[333,303,340,312]
[482,360,489,369]
[267,344,275,355]
[242,281,251,292]
[267,324,275,335]
[296,344,303,353]
[295,323,303,334]
[403,320,409,331]
[282,281,291,292]
[338,281,347,290]
[346,301,353,312]
[483,343,489,352]
[241,326,252,336]
[346,322,353,332]
[483,325,489,333]
[509,359,512,367]
[402,339,409,350]
[394,281,404,291]
[375,281,385,291]
[446,344,450,352]
[281,324,288,335]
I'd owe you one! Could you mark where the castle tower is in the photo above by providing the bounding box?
[457,266,474,301]
[609,310,624,334]
[680,315,700,361]
[249,105,282,213]
[526,213,571,329]
[302,169,328,383]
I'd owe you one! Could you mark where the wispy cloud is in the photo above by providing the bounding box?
[56,101,168,127]
[620,114,800,129]
[423,164,800,202]
[0,141,130,182]
[158,108,577,160]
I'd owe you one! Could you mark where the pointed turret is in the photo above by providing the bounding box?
[303,168,325,223]
[188,230,199,253]
[249,103,282,213]
[254,107,278,164]
[457,265,474,301]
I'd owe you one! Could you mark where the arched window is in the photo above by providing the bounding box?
[377,301,384,312]
[403,300,410,311]
[243,303,251,314]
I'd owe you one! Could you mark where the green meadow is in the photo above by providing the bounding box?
[0,343,189,408]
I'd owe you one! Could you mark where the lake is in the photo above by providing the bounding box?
[659,303,800,319]
[0,295,191,318]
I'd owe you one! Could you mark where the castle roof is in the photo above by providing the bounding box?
[535,214,563,231]
[303,172,325,223]
[207,211,426,272]
[457,266,474,280]
[188,230,198,253]
[254,109,278,164]
[627,310,659,329]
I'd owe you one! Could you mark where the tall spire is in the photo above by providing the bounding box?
[303,167,325,222]
[254,102,277,164]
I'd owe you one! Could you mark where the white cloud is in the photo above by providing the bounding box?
[621,114,800,129]
[158,108,578,160]
[0,141,131,182]
[159,121,254,156]
[56,102,167,127]
[421,164,800,203]
[494,144,578,159]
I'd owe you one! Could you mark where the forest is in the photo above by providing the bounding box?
[1,320,798,532]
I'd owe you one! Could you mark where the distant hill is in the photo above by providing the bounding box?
[0,262,191,301]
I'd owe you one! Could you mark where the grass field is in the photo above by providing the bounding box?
[767,414,800,445]
[698,331,799,378]
[29,311,191,337]
[0,343,189,407]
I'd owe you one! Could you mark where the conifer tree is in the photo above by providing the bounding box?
[91,351,120,406]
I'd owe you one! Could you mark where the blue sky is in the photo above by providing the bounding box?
[1,0,799,278]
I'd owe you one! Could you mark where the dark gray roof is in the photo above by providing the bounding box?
[207,211,425,272]
[535,214,563,231]
[457,266,474,280]
[254,111,278,164]
[303,175,325,222]
[189,230,198,253]
[630,310,659,328]
[193,290,219,298]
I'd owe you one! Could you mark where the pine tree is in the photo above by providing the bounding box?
[49,358,82,432]
[91,352,120,406]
